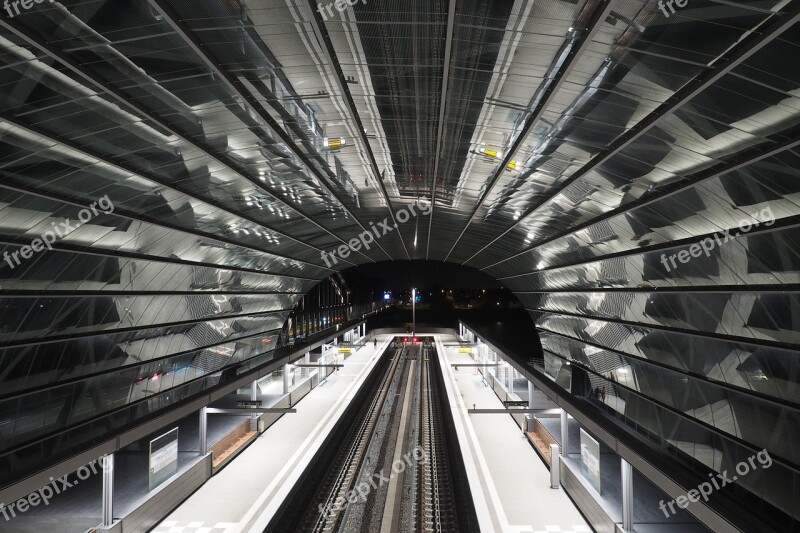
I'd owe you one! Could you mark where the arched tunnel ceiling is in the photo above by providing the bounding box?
[1,0,800,518]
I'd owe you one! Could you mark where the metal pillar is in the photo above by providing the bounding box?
[528,381,535,408]
[101,453,114,527]
[561,410,569,456]
[622,458,634,531]
[199,406,207,455]
[251,380,259,429]
[283,364,290,394]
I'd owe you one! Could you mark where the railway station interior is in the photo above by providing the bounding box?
[0,0,798,531]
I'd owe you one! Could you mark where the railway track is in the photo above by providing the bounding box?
[417,346,457,532]
[306,346,405,532]
[267,337,477,533]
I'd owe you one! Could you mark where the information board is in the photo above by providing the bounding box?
[580,428,601,494]
[149,428,179,491]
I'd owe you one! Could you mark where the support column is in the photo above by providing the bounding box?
[622,458,634,531]
[528,381,535,408]
[101,453,114,527]
[319,349,328,384]
[481,347,488,386]
[251,380,259,429]
[561,409,569,456]
[283,364,290,394]
[199,406,207,455]
[524,379,535,434]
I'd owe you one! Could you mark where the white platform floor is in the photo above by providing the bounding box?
[434,335,589,533]
[152,334,590,533]
[152,335,391,533]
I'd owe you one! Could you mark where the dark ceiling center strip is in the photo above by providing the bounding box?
[425,0,458,260]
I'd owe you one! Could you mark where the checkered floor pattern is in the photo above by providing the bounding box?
[534,525,592,533]
[151,521,237,533]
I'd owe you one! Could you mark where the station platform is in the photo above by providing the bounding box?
[434,335,590,533]
[151,333,591,533]
[151,335,390,533]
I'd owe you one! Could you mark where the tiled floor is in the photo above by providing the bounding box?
[155,521,238,533]
[533,526,592,533]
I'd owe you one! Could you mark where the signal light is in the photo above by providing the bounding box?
[412,337,418,343]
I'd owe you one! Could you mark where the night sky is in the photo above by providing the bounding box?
[343,261,502,290]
